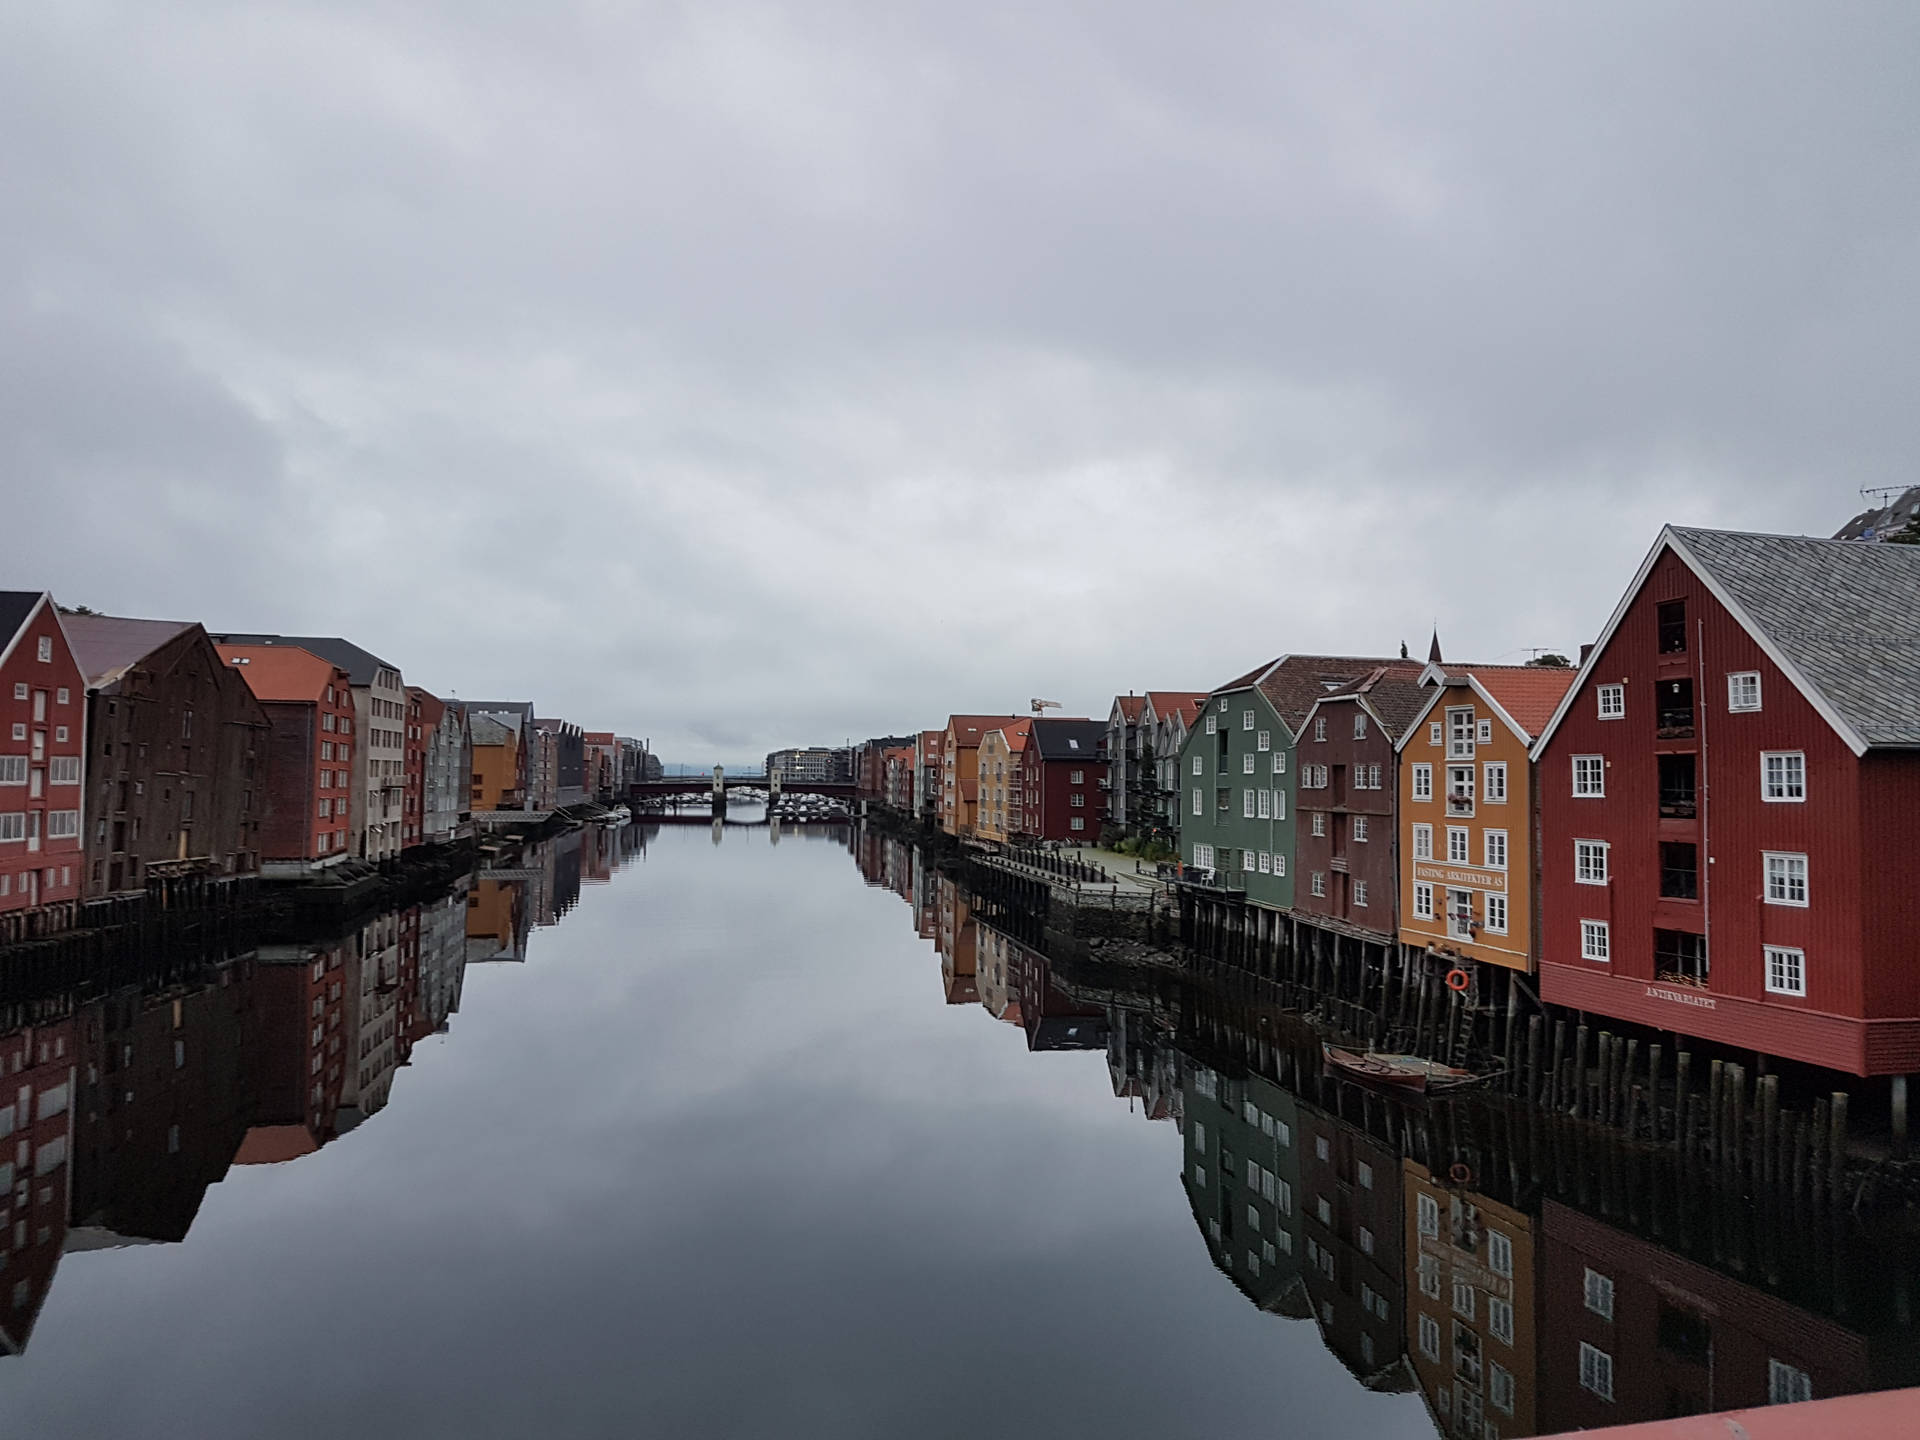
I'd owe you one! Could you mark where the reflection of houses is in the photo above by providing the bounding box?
[973,924,1018,1023]
[1180,1060,1307,1315]
[415,885,470,1039]
[1008,939,1108,1051]
[1297,1102,1411,1389]
[1403,1163,1536,1439]
[1536,1198,1920,1431]
[935,878,982,1011]
[242,939,354,1160]
[466,876,530,962]
[341,912,403,1129]
[1106,1007,1181,1123]
[0,1012,76,1354]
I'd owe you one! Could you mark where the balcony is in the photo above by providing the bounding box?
[1656,709,1696,740]
[1446,794,1475,816]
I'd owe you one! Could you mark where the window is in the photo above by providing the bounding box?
[1069,770,1083,783]
[1597,683,1625,718]
[1272,791,1286,820]
[35,637,51,662]
[1484,830,1507,870]
[0,814,24,843]
[1070,792,1085,807]
[9,683,21,701]
[1192,843,1213,869]
[1453,1277,1476,1320]
[1257,730,1270,752]
[1489,1362,1515,1416]
[1768,1360,1813,1406]
[1485,894,1508,933]
[8,725,20,741]
[1728,671,1762,711]
[1584,1267,1615,1320]
[1256,789,1271,820]
[1489,1297,1514,1346]
[1069,818,1084,832]
[1447,827,1469,863]
[1418,1191,1441,1237]
[1241,849,1256,871]
[1271,752,1286,774]
[1191,755,1202,776]
[1418,1313,1441,1362]
[1353,816,1368,842]
[55,687,68,706]
[1487,1230,1513,1279]
[1412,763,1433,801]
[1192,789,1203,817]
[1313,717,1327,742]
[1447,708,1476,759]
[1657,598,1688,654]
[1766,945,1806,996]
[1580,1342,1616,1401]
[1205,716,1216,735]
[1241,753,1255,775]
[0,758,23,786]
[1257,851,1270,872]
[1356,1160,1373,1190]
[1311,872,1325,897]
[1447,764,1474,813]
[1271,853,1286,876]
[1358,1225,1374,1255]
[1242,789,1256,818]
[1418,1254,1442,1300]
[1315,1196,1331,1225]
[1428,721,1442,747]
[1353,713,1368,740]
[1765,852,1809,907]
[1762,751,1805,802]
[1353,881,1368,907]
[1573,755,1605,796]
[1413,823,1433,860]
[1581,920,1610,962]
[1414,882,1435,919]
[1483,761,1507,803]
[1367,763,1381,789]
[1575,839,1609,885]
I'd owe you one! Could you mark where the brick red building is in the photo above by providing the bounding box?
[217,645,357,874]
[0,593,87,915]
[1292,665,1426,941]
[0,1011,77,1354]
[1013,717,1108,841]
[1532,528,1920,1077]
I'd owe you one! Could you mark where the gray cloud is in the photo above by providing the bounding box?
[2,1,1913,758]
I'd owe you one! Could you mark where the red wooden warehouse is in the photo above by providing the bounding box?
[0,593,88,915]
[1532,527,1920,1078]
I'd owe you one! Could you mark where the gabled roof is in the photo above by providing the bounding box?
[0,592,47,663]
[1396,663,1579,750]
[944,714,1027,748]
[62,614,197,689]
[1145,690,1210,727]
[1111,695,1147,723]
[1300,664,1429,740]
[216,644,343,704]
[1255,655,1414,734]
[466,701,534,734]
[1028,717,1107,760]
[1533,526,1920,757]
[470,715,516,747]
[211,633,398,686]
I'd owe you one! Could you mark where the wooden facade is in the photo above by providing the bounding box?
[0,594,88,914]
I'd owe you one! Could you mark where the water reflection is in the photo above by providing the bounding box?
[853,824,1920,1436]
[0,822,661,1357]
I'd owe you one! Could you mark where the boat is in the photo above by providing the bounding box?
[1321,1043,1480,1094]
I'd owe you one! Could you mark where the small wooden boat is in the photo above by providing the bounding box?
[1322,1043,1479,1094]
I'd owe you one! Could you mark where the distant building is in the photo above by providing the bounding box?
[461,702,536,811]
[407,688,470,848]
[530,717,585,809]
[1833,485,1920,542]
[0,593,87,914]
[216,644,358,875]
[1015,717,1107,842]
[583,731,618,802]
[914,730,944,822]
[64,615,270,895]
[210,634,409,861]
[765,747,852,785]
[973,719,1033,842]
[468,715,522,812]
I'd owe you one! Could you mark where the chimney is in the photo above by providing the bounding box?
[1579,643,1594,664]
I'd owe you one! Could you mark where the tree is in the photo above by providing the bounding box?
[55,604,99,616]
[1526,652,1572,668]
[1885,514,1920,545]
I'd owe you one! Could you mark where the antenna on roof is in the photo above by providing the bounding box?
[1030,698,1061,716]
[1861,486,1906,506]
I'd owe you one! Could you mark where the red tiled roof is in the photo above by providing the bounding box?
[1455,665,1581,740]
[1113,695,1147,722]
[1218,657,1282,692]
[945,714,1027,748]
[215,643,342,703]
[1146,690,1211,727]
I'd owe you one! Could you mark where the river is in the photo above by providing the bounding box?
[0,813,1908,1437]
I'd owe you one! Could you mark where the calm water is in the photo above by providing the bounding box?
[0,814,1909,1437]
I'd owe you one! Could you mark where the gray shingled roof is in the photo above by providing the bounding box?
[1671,527,1920,748]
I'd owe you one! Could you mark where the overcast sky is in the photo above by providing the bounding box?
[3,3,1913,763]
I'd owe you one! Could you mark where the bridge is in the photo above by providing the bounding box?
[629,767,858,805]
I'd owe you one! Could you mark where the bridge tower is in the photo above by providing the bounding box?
[770,765,782,810]
[712,764,726,815]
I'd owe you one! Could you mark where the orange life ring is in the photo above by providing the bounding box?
[1449,1162,1472,1186]
[1445,967,1471,993]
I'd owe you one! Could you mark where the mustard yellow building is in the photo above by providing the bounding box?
[940,714,1021,836]
[1403,1159,1537,1439]
[1395,665,1576,972]
[468,714,522,812]
[974,720,1033,842]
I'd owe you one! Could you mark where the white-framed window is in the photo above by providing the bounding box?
[1354,880,1369,907]
[1070,792,1085,807]
[1069,817,1085,832]
[48,756,79,786]
[1575,839,1609,884]
[1368,763,1382,789]
[1313,717,1327,742]
[1483,761,1507,804]
[45,810,78,840]
[1487,1230,1513,1279]
[1477,719,1493,745]
[1192,843,1214,870]
[8,725,21,741]
[1412,763,1433,801]
[1069,769,1084,783]
[1353,816,1369,842]
[1447,826,1470,863]
[1353,713,1368,740]
[1484,829,1508,870]
[1584,1267,1614,1320]
[1241,753,1255,775]
[1311,812,1326,836]
[1257,789,1271,820]
[1447,764,1474,811]
[0,758,24,786]
[1242,710,1254,731]
[1241,849,1256,871]
[1418,1312,1441,1362]
[1487,1295,1514,1346]
[1597,684,1625,719]
[1192,788,1203,817]
[1765,852,1809,907]
[1414,881,1435,919]
[9,683,22,701]
[1447,708,1476,759]
[1272,853,1286,876]
[1574,755,1605,796]
[1311,872,1326,897]
[1428,721,1443,747]
[1271,752,1286,774]
[1257,730,1270,752]
[1257,851,1271,872]
[1489,1362,1515,1416]
[1205,716,1216,735]
[1315,1196,1331,1225]
[1413,823,1433,860]
[1272,790,1286,820]
[35,637,51,663]
[55,687,68,706]
[1417,1191,1440,1237]
[1453,1277,1476,1320]
[1485,893,1509,933]
[1728,671,1762,712]
[52,726,66,743]
[1768,1360,1812,1406]
[0,813,26,843]
[1765,945,1806,996]
[1191,754,1202,776]
[1762,751,1805,802]
[1579,1343,1615,1402]
[1581,920,1610,962]
[1218,697,1229,712]
[1242,789,1256,818]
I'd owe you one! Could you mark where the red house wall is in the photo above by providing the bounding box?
[1294,698,1401,940]
[1537,545,1914,1073]
[1025,755,1105,841]
[0,601,87,914]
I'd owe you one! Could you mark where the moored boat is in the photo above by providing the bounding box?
[1321,1043,1479,1094]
